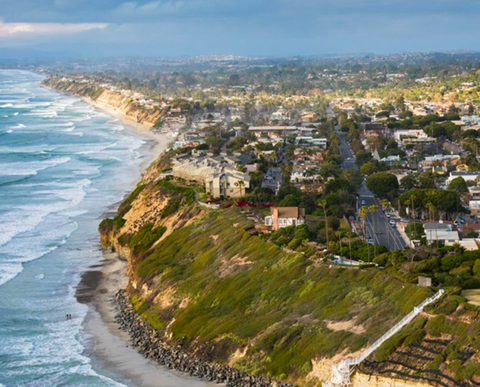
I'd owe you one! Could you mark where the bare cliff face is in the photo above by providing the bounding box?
[43,76,164,128]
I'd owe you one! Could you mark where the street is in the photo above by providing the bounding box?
[337,128,407,251]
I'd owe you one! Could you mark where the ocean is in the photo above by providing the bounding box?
[0,70,147,386]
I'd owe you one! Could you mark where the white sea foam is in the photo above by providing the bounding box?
[0,157,71,177]
[0,262,23,288]
[0,144,53,154]
[11,123,26,129]
[0,71,152,386]
[0,103,13,108]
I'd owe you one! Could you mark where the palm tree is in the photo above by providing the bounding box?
[234,180,246,197]
[382,199,391,248]
[426,202,438,247]
[410,193,417,221]
[359,206,370,262]
[319,199,328,247]
[369,205,380,260]
[335,231,343,256]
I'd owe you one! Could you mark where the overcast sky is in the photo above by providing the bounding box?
[0,0,479,57]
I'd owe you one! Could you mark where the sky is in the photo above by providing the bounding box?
[0,0,479,58]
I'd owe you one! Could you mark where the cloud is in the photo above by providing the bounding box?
[0,0,478,56]
[0,21,108,40]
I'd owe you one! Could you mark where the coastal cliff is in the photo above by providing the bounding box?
[95,164,480,387]
[87,124,480,387]
[43,76,164,128]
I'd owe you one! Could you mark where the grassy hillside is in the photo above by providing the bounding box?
[125,206,434,385]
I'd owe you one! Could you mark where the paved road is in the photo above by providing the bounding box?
[337,128,407,251]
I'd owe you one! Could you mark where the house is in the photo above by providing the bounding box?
[447,171,480,184]
[248,126,298,137]
[294,136,328,148]
[394,129,435,146]
[469,200,480,216]
[172,155,250,198]
[469,186,480,200]
[423,222,452,232]
[445,239,479,250]
[364,123,387,137]
[265,207,306,231]
[205,170,250,199]
[425,230,460,244]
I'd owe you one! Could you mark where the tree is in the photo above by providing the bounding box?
[335,231,343,255]
[382,199,391,247]
[400,174,419,190]
[360,161,380,176]
[447,177,468,194]
[319,199,328,247]
[418,173,436,189]
[342,169,364,190]
[405,222,424,240]
[359,206,370,262]
[234,180,246,197]
[369,205,380,259]
[366,172,399,199]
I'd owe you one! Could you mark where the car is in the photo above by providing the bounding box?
[361,200,366,205]
[389,220,396,226]
[368,238,375,244]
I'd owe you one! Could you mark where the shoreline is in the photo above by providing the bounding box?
[72,93,219,387]
[80,96,171,173]
[78,253,216,387]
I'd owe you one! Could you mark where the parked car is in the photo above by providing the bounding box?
[361,200,366,205]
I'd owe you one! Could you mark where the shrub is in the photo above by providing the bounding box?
[129,223,167,255]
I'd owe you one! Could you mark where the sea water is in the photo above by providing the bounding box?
[0,70,147,386]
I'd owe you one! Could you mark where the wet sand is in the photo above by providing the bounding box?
[74,101,215,387]
[81,96,172,173]
[78,253,216,387]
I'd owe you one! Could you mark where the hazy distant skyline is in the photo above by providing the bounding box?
[0,0,479,58]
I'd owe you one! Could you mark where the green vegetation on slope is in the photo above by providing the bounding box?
[128,207,432,384]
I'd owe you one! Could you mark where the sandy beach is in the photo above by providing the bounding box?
[82,96,172,172]
[78,253,215,387]
[74,99,216,387]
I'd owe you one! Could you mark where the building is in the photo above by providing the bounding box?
[447,171,480,184]
[394,129,435,146]
[205,170,250,198]
[265,207,306,231]
[294,136,327,148]
[364,123,387,137]
[248,126,298,137]
[446,239,479,251]
[469,200,480,216]
[418,276,432,288]
[425,230,460,244]
[172,156,250,198]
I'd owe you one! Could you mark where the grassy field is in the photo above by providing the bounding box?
[128,207,433,385]
[462,289,480,306]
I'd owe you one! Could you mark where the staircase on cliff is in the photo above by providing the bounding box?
[324,289,445,387]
